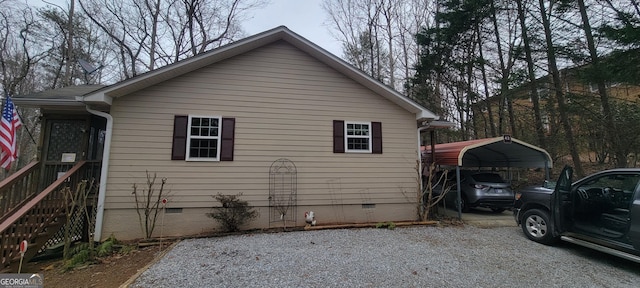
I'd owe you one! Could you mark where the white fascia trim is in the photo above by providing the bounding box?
[417,111,439,122]
[76,93,112,106]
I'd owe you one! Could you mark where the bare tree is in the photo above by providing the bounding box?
[324,0,438,90]
[538,0,584,177]
[64,0,75,86]
[0,3,45,95]
[132,171,169,239]
[395,0,437,85]
[576,0,625,167]
[145,0,162,70]
[79,0,263,80]
[515,0,547,149]
[79,0,152,78]
[420,163,451,221]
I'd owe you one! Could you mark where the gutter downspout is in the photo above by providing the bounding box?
[85,106,113,242]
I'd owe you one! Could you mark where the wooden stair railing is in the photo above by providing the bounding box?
[0,161,87,272]
[0,161,41,221]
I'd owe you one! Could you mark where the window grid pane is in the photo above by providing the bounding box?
[347,123,369,136]
[188,116,220,159]
[191,117,219,137]
[345,122,371,152]
[347,138,369,150]
[189,139,219,158]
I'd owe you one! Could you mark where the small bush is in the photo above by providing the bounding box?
[96,236,117,257]
[63,235,120,271]
[207,193,258,232]
[375,221,396,230]
[64,249,90,271]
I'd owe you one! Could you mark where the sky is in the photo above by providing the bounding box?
[243,0,342,57]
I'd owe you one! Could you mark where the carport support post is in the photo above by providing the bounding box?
[456,166,462,219]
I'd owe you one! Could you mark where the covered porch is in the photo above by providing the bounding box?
[0,85,108,272]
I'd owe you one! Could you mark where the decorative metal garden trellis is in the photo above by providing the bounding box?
[269,158,297,228]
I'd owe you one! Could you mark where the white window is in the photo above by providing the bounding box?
[187,115,221,161]
[345,121,372,153]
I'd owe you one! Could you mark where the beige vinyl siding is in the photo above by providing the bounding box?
[102,41,420,238]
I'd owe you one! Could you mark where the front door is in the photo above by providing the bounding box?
[41,118,89,187]
[45,119,87,163]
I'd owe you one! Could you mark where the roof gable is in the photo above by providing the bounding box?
[80,26,438,122]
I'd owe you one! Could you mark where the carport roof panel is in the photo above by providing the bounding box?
[423,137,552,168]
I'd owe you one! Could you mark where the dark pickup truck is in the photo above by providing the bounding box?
[514,166,640,263]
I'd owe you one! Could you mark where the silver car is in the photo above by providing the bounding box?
[435,170,515,213]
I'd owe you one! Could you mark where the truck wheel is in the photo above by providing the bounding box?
[521,209,558,245]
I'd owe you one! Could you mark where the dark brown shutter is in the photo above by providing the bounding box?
[333,120,345,153]
[220,118,235,161]
[171,115,188,160]
[372,122,382,154]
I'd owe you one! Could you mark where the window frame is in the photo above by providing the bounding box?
[186,115,222,161]
[344,121,372,153]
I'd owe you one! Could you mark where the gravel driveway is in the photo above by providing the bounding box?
[131,225,640,288]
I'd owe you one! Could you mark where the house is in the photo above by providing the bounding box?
[472,62,640,146]
[9,26,439,243]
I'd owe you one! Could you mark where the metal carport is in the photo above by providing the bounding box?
[421,136,553,218]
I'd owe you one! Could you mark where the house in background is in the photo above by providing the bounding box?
[6,26,440,249]
[472,61,640,146]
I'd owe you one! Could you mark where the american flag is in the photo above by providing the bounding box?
[0,96,22,170]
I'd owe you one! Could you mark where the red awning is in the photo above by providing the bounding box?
[422,136,552,168]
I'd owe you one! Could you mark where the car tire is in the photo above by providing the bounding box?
[491,208,505,213]
[460,196,470,213]
[521,209,558,245]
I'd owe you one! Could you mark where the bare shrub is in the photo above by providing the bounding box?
[207,193,258,232]
[419,162,452,221]
[132,171,168,239]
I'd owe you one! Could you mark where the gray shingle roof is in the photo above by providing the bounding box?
[15,84,106,100]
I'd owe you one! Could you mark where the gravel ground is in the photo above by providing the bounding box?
[131,225,640,288]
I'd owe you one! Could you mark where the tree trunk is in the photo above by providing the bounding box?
[489,0,508,137]
[475,22,497,137]
[538,0,584,177]
[577,0,625,167]
[65,0,75,86]
[383,2,395,86]
[515,0,546,149]
[464,42,476,141]
[147,0,161,70]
